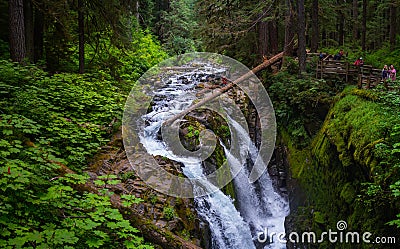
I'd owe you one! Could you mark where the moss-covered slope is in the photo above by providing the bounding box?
[286,86,400,248]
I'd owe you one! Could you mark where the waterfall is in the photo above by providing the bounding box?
[224,117,289,248]
[183,162,256,249]
[139,65,288,249]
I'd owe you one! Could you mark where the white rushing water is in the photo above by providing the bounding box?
[139,66,288,249]
[224,117,289,249]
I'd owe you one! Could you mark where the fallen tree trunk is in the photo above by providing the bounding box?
[164,51,284,126]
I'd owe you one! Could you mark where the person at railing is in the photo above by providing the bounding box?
[389,64,396,81]
[333,49,344,60]
[354,57,364,66]
[319,52,325,60]
[382,65,389,81]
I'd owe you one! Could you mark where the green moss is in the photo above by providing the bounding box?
[313,211,326,224]
[180,117,204,150]
[285,87,400,242]
[340,183,357,204]
[350,88,379,101]
[279,128,314,180]
[175,205,197,232]
[213,142,236,201]
[325,93,390,168]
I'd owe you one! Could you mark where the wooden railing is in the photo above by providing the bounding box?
[315,59,386,89]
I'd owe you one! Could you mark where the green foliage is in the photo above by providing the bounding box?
[0,56,165,247]
[268,72,340,147]
[218,125,230,138]
[148,194,158,205]
[283,57,299,75]
[186,125,194,138]
[362,85,400,228]
[121,194,143,207]
[374,81,400,105]
[35,1,167,75]
[313,211,325,224]
[158,0,199,55]
[387,213,400,228]
[163,206,176,220]
[363,44,400,69]
[94,174,121,188]
[120,171,136,182]
[0,39,9,59]
[0,62,124,171]
[26,0,149,72]
[0,154,151,248]
[195,0,275,65]
[86,31,167,85]
[186,125,200,139]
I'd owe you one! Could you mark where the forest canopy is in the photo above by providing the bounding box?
[2,0,399,70]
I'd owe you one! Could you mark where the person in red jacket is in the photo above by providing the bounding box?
[220,76,231,86]
[354,57,364,66]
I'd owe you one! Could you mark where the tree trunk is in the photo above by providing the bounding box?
[136,0,140,25]
[284,0,295,56]
[164,51,284,126]
[33,6,44,63]
[389,1,397,50]
[258,20,269,58]
[269,20,279,54]
[322,29,327,47]
[78,0,85,74]
[310,0,319,52]
[361,0,367,50]
[352,0,359,40]
[338,18,344,46]
[23,0,34,62]
[338,0,344,46]
[298,0,306,74]
[9,0,26,63]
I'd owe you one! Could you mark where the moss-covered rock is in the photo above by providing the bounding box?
[285,86,399,248]
[180,109,236,201]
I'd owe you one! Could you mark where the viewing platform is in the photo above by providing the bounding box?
[314,56,387,89]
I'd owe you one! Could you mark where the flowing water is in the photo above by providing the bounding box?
[224,117,289,248]
[139,65,289,249]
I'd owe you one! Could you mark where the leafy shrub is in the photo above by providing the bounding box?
[0,39,9,59]
[163,206,176,220]
[282,56,299,74]
[0,64,125,171]
[0,52,167,247]
[268,72,340,147]
[86,30,168,86]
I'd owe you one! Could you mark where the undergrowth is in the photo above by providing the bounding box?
[0,34,166,248]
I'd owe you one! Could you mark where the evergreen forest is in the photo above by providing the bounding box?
[1,0,400,248]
